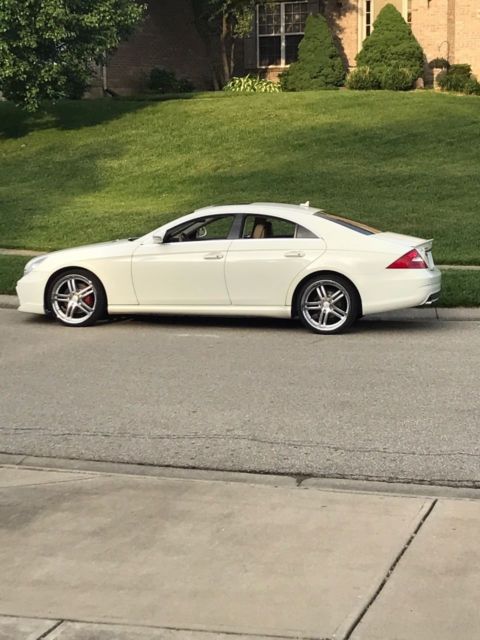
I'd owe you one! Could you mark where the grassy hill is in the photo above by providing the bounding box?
[1,91,479,264]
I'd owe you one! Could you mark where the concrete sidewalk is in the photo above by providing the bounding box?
[1,464,480,640]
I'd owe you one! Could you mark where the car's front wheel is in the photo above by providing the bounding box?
[47,269,107,327]
[297,275,359,335]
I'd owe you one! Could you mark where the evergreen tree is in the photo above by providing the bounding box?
[281,14,345,91]
[356,4,424,78]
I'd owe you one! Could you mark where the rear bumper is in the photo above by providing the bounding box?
[361,268,442,315]
[418,290,441,306]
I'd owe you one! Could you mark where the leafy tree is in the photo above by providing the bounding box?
[0,0,145,111]
[192,0,264,87]
[356,4,424,78]
[281,14,345,91]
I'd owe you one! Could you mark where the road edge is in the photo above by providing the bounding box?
[1,453,480,500]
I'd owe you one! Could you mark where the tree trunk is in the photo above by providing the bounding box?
[230,40,236,77]
[220,13,231,85]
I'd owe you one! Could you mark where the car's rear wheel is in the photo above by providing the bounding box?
[297,275,359,335]
[47,269,107,327]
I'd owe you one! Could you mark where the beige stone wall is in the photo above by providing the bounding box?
[326,0,361,68]
[410,0,449,73]
[410,0,480,78]
[107,0,212,94]
[454,0,480,76]
[104,0,480,93]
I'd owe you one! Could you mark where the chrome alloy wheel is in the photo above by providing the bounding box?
[51,274,97,325]
[301,279,351,332]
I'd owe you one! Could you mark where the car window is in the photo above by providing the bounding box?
[242,215,317,239]
[166,215,235,242]
[315,212,380,236]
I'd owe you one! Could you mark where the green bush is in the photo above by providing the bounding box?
[223,74,281,93]
[380,64,416,90]
[437,64,473,92]
[347,64,414,91]
[280,14,345,91]
[464,77,480,95]
[148,68,194,94]
[356,4,424,81]
[346,66,381,89]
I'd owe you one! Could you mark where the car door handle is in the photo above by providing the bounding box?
[284,251,305,258]
[203,253,224,260]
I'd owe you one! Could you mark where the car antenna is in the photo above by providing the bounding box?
[300,201,310,208]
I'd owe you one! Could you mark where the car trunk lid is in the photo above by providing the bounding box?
[375,232,435,269]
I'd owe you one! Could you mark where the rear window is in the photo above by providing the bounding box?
[315,212,380,236]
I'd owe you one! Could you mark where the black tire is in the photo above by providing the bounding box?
[46,268,107,327]
[296,274,360,335]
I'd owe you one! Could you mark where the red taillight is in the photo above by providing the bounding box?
[387,249,427,269]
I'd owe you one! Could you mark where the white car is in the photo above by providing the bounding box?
[17,202,441,334]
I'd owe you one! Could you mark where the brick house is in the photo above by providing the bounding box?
[105,0,480,93]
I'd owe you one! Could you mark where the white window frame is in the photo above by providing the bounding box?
[363,0,373,40]
[257,1,308,68]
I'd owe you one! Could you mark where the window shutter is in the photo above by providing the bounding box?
[244,10,258,70]
[307,0,320,14]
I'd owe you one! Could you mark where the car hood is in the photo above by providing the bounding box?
[41,239,137,266]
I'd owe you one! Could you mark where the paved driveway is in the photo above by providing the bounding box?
[1,309,479,484]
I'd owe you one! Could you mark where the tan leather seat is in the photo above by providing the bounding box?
[252,222,267,238]
[251,219,273,239]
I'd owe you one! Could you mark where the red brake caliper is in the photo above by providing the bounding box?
[79,284,94,307]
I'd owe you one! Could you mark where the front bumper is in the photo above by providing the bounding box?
[16,270,50,315]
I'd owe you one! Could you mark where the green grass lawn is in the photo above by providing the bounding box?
[0,91,479,265]
[0,255,29,295]
[1,254,478,306]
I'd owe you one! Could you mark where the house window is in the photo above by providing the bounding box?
[258,2,308,67]
[365,0,373,36]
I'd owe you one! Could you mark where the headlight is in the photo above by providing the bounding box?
[24,255,48,276]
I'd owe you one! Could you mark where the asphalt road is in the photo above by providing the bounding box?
[1,308,479,485]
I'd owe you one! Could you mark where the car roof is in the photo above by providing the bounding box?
[193,202,322,217]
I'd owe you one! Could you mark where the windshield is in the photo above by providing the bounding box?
[315,212,381,236]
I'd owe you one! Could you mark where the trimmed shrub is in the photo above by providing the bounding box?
[380,64,416,90]
[280,14,345,91]
[356,4,424,80]
[223,74,281,93]
[148,68,194,94]
[437,64,472,92]
[464,77,480,95]
[345,66,381,89]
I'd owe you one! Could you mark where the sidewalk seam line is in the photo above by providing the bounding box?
[3,614,319,640]
[0,476,101,490]
[37,620,64,639]
[341,498,438,640]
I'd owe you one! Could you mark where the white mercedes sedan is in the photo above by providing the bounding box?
[17,202,441,334]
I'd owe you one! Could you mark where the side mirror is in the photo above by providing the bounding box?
[153,232,164,244]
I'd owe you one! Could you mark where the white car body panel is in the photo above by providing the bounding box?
[132,239,232,305]
[16,202,442,322]
[225,238,326,306]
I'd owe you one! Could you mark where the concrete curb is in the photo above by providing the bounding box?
[0,295,19,309]
[2,453,480,499]
[1,295,480,320]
